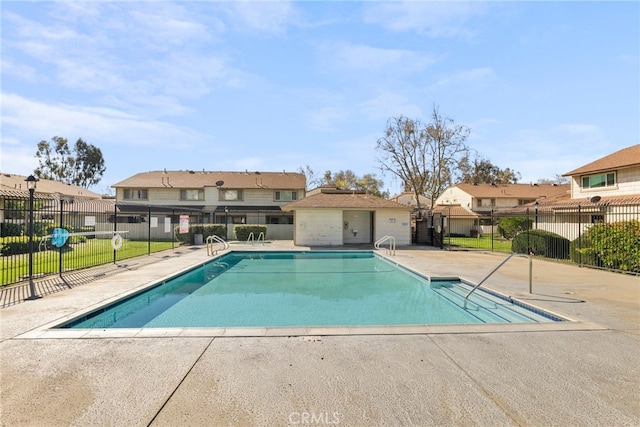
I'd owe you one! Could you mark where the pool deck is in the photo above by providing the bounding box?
[1,242,638,426]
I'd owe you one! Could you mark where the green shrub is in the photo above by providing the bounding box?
[174,224,227,244]
[234,225,267,241]
[580,220,640,273]
[1,240,29,256]
[498,216,532,239]
[570,234,600,267]
[512,229,569,259]
[1,223,23,237]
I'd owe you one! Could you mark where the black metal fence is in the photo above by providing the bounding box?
[415,203,640,275]
[0,195,205,287]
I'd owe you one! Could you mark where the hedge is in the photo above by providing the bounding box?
[512,229,569,259]
[1,223,23,237]
[498,216,532,239]
[234,225,267,241]
[174,224,227,244]
[576,220,640,273]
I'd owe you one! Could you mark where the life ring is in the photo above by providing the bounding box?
[111,234,123,250]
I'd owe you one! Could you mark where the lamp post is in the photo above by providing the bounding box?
[25,175,41,300]
[224,207,229,240]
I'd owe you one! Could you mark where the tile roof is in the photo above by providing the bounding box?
[432,204,478,216]
[454,183,570,199]
[500,192,640,213]
[0,173,103,199]
[563,144,640,176]
[112,170,306,189]
[282,192,412,211]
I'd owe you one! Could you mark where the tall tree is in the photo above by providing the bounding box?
[321,169,388,198]
[457,153,521,184]
[376,106,470,209]
[35,136,106,188]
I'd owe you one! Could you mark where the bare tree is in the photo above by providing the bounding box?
[297,165,322,190]
[376,106,470,209]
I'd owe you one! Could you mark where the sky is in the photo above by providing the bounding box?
[1,1,638,196]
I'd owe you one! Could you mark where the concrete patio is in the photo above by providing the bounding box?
[1,242,638,426]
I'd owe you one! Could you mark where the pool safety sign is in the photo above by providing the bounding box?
[179,215,189,233]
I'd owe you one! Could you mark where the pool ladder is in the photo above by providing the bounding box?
[463,253,532,308]
[206,235,230,256]
[247,232,265,245]
[374,235,396,256]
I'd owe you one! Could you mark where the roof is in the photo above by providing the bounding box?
[282,192,412,211]
[111,170,306,189]
[390,192,432,207]
[432,204,478,216]
[453,183,570,199]
[563,144,640,176]
[500,192,640,213]
[0,173,103,199]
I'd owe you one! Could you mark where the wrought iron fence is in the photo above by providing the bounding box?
[428,203,640,274]
[0,195,206,287]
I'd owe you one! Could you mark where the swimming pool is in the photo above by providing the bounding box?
[58,251,562,329]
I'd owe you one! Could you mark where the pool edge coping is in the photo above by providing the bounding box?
[23,248,590,339]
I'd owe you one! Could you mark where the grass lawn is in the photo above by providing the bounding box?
[1,239,177,287]
[445,234,513,252]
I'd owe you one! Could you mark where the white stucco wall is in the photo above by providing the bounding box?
[293,209,343,246]
[342,210,372,244]
[374,209,412,246]
[292,208,412,246]
[570,165,640,199]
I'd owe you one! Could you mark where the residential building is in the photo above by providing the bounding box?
[513,144,640,241]
[389,192,432,211]
[282,186,412,246]
[1,172,108,229]
[111,170,306,239]
[0,173,103,200]
[432,182,570,236]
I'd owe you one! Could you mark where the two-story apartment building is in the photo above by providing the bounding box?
[493,144,640,241]
[432,182,570,236]
[111,170,306,239]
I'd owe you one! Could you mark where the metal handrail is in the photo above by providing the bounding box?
[246,232,265,245]
[374,235,396,256]
[463,253,532,308]
[206,235,230,256]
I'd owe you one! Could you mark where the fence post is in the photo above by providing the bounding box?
[113,203,118,264]
[59,198,64,277]
[578,204,582,267]
[148,206,151,255]
[491,209,494,252]
[172,209,175,250]
[526,207,531,254]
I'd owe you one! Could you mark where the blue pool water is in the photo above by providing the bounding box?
[60,251,561,328]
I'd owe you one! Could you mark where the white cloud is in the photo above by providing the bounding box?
[363,1,487,38]
[306,106,349,132]
[322,42,438,74]
[223,1,300,34]
[431,67,497,89]
[1,93,203,148]
[358,92,423,122]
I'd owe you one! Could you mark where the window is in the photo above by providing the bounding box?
[477,198,495,208]
[582,173,615,189]
[519,199,535,205]
[267,215,294,224]
[219,189,243,201]
[123,189,148,200]
[274,191,297,201]
[180,189,204,200]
